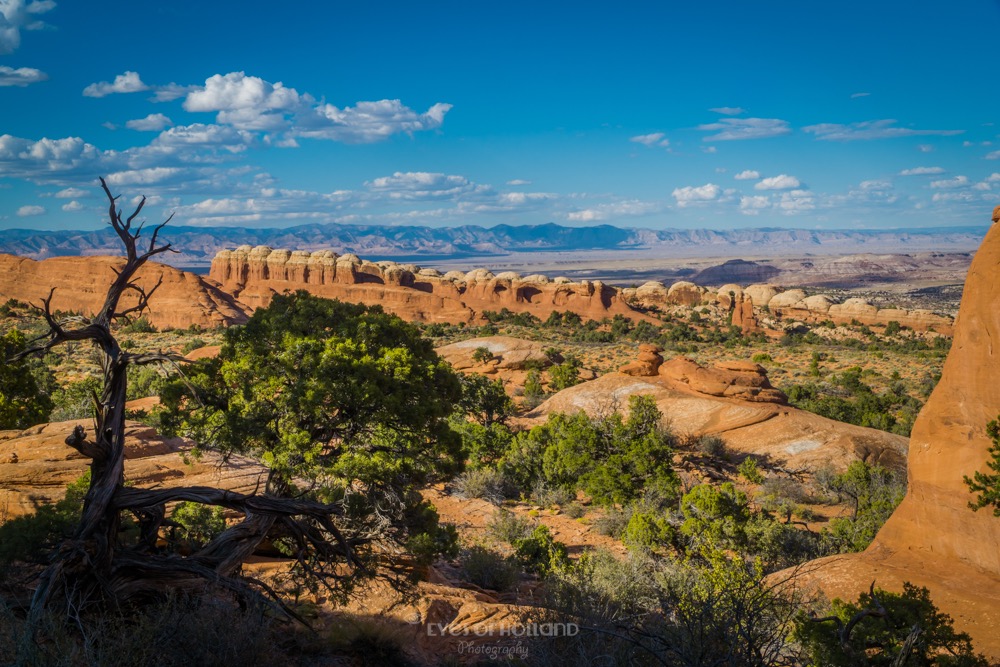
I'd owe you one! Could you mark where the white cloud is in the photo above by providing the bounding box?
[0,65,46,86]
[803,119,962,141]
[183,72,303,131]
[566,200,659,221]
[0,0,55,55]
[987,150,1000,160]
[106,167,184,186]
[179,71,451,143]
[83,71,150,98]
[930,175,970,189]
[755,174,801,190]
[709,107,745,115]
[774,189,815,213]
[366,171,489,200]
[506,179,531,186]
[739,195,769,215]
[16,204,44,216]
[734,170,760,180]
[672,183,721,207]
[630,132,669,147]
[61,200,83,212]
[125,113,174,132]
[301,99,451,143]
[918,144,934,152]
[850,92,870,98]
[702,146,717,154]
[899,166,945,176]
[697,117,791,141]
[54,187,87,198]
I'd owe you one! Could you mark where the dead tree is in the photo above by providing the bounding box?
[11,178,361,625]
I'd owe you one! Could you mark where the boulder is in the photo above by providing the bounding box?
[659,357,786,403]
[744,284,780,307]
[619,344,664,377]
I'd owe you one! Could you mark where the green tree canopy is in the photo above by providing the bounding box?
[0,328,54,429]
[160,292,463,489]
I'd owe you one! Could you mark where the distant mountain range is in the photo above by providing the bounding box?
[0,222,988,268]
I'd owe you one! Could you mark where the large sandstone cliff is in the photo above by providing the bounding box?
[209,245,653,324]
[0,254,249,331]
[794,216,1000,657]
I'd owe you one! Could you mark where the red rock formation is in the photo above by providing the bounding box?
[793,215,1000,658]
[0,254,248,330]
[619,344,665,376]
[659,357,787,404]
[730,293,760,334]
[209,245,656,324]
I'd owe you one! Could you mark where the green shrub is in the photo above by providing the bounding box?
[170,501,226,549]
[696,434,728,459]
[0,328,54,429]
[738,457,765,484]
[794,582,988,666]
[824,460,905,552]
[512,524,569,574]
[120,315,158,334]
[471,346,493,364]
[452,467,507,504]
[460,546,521,592]
[623,509,675,550]
[181,337,207,354]
[0,471,89,575]
[487,508,533,544]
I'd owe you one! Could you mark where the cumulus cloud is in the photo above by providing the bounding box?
[566,199,659,222]
[734,170,760,180]
[301,99,450,143]
[850,92,871,98]
[83,71,150,98]
[54,187,86,198]
[0,65,46,86]
[630,132,669,147]
[105,167,185,186]
[366,171,490,200]
[774,189,815,213]
[125,113,173,132]
[929,175,970,189]
[755,174,801,190]
[739,195,769,215]
[506,179,531,186]
[803,119,963,141]
[61,200,83,212]
[899,166,945,176]
[0,0,54,55]
[697,117,791,141]
[918,144,934,152]
[672,183,721,207]
[987,150,1000,160]
[709,107,745,115]
[16,204,44,216]
[178,72,451,143]
[183,72,303,131]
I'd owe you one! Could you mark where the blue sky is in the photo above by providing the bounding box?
[1,0,998,231]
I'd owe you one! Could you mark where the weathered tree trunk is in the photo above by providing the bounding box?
[13,178,359,627]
